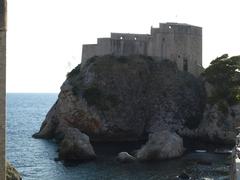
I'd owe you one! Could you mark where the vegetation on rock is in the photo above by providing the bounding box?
[203,54,240,105]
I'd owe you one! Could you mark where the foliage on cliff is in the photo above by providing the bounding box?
[203,54,240,105]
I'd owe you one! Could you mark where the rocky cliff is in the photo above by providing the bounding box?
[33,55,238,160]
[33,55,206,140]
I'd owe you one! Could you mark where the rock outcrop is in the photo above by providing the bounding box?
[6,162,21,180]
[136,130,184,161]
[198,102,236,144]
[33,55,205,143]
[178,101,237,144]
[58,128,96,161]
[33,55,238,161]
[117,152,136,163]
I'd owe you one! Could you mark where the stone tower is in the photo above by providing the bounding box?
[148,23,202,76]
[0,0,6,179]
[81,22,203,76]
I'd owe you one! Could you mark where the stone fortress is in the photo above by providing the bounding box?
[81,22,203,76]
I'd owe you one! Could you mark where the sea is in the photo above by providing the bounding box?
[7,93,231,180]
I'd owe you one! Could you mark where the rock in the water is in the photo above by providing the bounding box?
[58,128,96,161]
[6,161,22,180]
[117,152,136,163]
[136,130,184,161]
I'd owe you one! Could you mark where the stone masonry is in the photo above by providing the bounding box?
[0,0,6,179]
[82,22,203,76]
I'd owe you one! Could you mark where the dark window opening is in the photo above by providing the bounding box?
[178,55,181,58]
[183,59,188,72]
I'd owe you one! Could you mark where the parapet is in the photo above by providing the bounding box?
[158,22,202,36]
[111,33,150,41]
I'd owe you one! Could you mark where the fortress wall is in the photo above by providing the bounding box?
[154,23,202,76]
[150,27,161,35]
[0,1,6,179]
[96,38,112,56]
[82,37,149,64]
[81,44,97,64]
[81,23,202,76]
[111,33,149,41]
[173,33,191,72]
[111,39,148,56]
[189,34,202,76]
[0,31,5,180]
[148,27,175,60]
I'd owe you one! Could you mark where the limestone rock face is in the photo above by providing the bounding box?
[6,162,21,180]
[198,102,236,144]
[58,128,96,161]
[33,55,205,142]
[179,101,237,144]
[117,152,136,163]
[232,104,240,127]
[136,130,185,161]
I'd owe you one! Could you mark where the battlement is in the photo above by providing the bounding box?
[110,33,150,41]
[81,22,202,76]
[150,23,201,36]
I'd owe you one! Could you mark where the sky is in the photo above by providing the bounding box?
[7,0,240,93]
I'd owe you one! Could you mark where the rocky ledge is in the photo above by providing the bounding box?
[137,130,185,161]
[33,55,239,161]
[58,127,96,161]
[6,162,22,180]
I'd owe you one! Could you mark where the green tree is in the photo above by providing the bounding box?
[203,54,240,105]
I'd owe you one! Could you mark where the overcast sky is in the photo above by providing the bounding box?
[7,0,240,92]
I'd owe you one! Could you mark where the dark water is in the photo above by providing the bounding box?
[7,93,231,180]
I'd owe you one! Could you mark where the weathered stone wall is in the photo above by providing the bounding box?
[0,31,6,180]
[81,22,202,76]
[111,33,150,41]
[147,23,202,76]
[81,44,97,64]
[110,39,147,56]
[0,0,6,179]
[82,38,148,65]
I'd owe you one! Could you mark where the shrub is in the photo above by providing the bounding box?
[203,54,240,105]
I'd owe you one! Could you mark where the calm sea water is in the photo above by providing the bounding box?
[7,93,231,180]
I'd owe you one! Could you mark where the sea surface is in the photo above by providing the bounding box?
[7,93,231,180]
